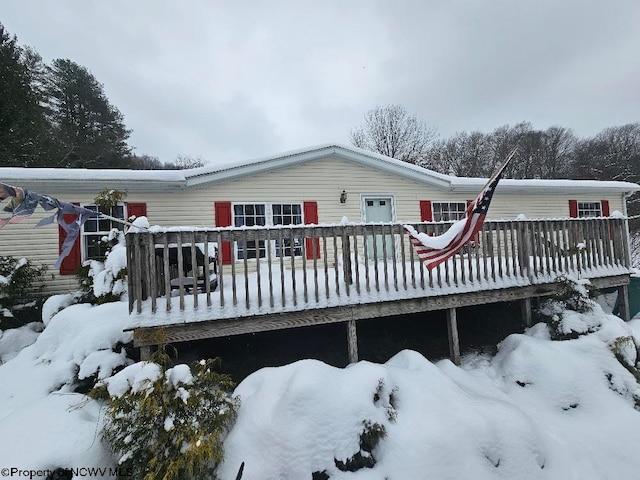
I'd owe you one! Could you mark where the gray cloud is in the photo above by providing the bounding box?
[2,0,639,165]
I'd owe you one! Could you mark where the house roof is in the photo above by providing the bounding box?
[1,143,639,195]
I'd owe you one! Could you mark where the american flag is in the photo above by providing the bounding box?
[405,148,517,270]
[1,181,100,268]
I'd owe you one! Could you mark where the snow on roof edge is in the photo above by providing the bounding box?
[1,144,638,193]
[0,167,186,183]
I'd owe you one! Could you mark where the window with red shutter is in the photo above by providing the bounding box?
[571,200,605,218]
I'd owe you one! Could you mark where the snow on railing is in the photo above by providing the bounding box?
[126,218,631,326]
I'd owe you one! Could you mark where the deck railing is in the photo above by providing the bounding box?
[126,218,631,319]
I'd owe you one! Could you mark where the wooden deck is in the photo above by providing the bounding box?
[126,217,632,362]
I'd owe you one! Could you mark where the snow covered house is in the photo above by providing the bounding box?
[1,144,639,361]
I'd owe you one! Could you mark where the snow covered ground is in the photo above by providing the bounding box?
[1,291,640,479]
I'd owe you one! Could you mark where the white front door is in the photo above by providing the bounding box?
[363,197,394,260]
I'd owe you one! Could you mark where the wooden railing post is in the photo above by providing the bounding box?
[516,220,531,280]
[342,228,353,286]
[126,232,135,314]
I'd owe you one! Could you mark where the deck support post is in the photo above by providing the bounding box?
[140,345,151,361]
[617,284,631,321]
[446,308,461,366]
[521,297,533,328]
[346,320,358,363]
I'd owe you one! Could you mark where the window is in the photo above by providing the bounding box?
[233,203,303,259]
[432,202,467,222]
[234,204,266,259]
[82,204,125,261]
[272,203,303,257]
[577,201,602,218]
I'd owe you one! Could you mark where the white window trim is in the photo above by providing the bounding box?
[80,202,127,262]
[232,201,304,260]
[577,201,602,218]
[432,201,467,222]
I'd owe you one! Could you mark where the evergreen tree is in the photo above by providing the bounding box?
[0,23,52,167]
[43,58,132,168]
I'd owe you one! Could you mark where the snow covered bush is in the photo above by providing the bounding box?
[333,419,386,473]
[93,188,127,213]
[0,255,47,322]
[75,188,132,305]
[538,275,599,340]
[535,276,640,409]
[77,229,127,305]
[610,336,640,384]
[93,349,239,480]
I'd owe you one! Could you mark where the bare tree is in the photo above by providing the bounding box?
[538,126,576,179]
[427,123,578,180]
[165,154,206,169]
[630,231,640,269]
[128,154,164,169]
[426,131,491,176]
[350,104,437,165]
[572,123,640,183]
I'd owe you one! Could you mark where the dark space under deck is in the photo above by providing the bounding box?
[131,274,630,368]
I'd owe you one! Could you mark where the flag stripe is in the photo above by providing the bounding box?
[404,146,517,270]
[407,213,485,269]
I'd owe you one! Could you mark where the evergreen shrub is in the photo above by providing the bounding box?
[93,349,239,480]
[0,255,47,322]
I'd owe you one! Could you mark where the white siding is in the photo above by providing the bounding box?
[0,155,628,295]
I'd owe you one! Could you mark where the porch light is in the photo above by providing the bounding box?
[340,190,347,203]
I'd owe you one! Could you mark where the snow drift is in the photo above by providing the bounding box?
[1,292,640,479]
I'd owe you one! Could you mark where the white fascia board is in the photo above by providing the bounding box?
[184,144,453,189]
[448,178,640,195]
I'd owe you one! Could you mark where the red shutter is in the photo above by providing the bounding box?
[601,200,613,239]
[303,201,320,260]
[58,202,81,275]
[569,200,578,218]
[419,200,433,222]
[215,202,233,264]
[126,202,147,219]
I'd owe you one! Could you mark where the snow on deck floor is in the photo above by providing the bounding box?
[129,256,631,329]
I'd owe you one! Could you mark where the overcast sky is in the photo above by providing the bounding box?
[3,1,640,166]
